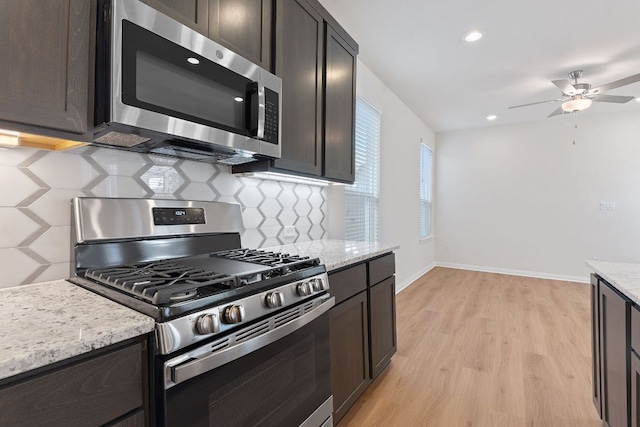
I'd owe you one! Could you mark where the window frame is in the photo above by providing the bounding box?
[419,143,433,240]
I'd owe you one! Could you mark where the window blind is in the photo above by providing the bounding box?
[419,143,433,238]
[345,98,380,242]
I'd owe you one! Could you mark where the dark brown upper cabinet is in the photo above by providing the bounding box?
[233,0,358,184]
[0,0,93,136]
[141,0,272,70]
[323,25,356,183]
[209,0,272,71]
[139,0,209,35]
[272,0,324,176]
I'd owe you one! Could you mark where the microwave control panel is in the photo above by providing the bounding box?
[263,88,279,145]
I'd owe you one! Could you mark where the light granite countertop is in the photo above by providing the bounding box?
[263,239,399,271]
[586,260,640,305]
[0,280,155,381]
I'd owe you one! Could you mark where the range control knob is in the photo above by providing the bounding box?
[297,281,312,297]
[224,305,246,324]
[311,278,325,292]
[265,291,285,308]
[195,313,220,335]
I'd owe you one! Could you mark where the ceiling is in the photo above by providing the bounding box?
[318,0,640,133]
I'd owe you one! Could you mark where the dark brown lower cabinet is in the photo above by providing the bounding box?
[594,275,630,427]
[330,290,370,424]
[369,276,397,378]
[329,253,396,423]
[0,338,148,427]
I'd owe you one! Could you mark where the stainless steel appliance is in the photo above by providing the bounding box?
[93,0,281,164]
[69,198,333,427]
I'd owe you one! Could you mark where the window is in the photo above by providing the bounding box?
[419,143,433,239]
[345,98,380,242]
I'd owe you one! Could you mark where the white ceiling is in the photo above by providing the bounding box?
[318,0,640,132]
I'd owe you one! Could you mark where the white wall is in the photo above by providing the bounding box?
[435,110,640,281]
[327,61,436,291]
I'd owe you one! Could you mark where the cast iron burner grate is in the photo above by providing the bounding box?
[84,261,236,305]
[213,249,320,279]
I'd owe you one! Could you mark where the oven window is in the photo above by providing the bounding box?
[163,312,330,427]
[121,20,255,136]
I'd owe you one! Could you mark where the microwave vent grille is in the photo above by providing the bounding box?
[94,131,151,147]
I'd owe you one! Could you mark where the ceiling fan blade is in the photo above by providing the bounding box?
[552,79,577,95]
[547,105,567,118]
[508,98,564,109]
[591,73,640,93]
[589,94,636,103]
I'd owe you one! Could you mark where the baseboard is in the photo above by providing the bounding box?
[435,262,589,284]
[396,262,437,294]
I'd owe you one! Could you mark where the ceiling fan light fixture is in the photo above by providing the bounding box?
[561,97,592,112]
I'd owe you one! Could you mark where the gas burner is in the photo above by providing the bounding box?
[84,261,236,305]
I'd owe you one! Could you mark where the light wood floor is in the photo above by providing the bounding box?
[338,267,602,427]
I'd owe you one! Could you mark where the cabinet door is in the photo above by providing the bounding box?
[632,351,640,427]
[140,0,209,35]
[0,0,92,134]
[208,0,272,70]
[369,276,397,378]
[599,279,631,427]
[591,274,602,417]
[330,290,371,424]
[323,25,356,183]
[273,0,323,176]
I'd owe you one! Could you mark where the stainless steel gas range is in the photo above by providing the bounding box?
[69,197,334,427]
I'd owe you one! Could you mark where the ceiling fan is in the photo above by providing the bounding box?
[509,70,640,118]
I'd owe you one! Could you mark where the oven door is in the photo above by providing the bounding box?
[158,296,334,427]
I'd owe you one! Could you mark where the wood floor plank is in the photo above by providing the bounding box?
[337,267,602,427]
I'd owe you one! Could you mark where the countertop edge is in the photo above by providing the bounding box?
[586,260,640,306]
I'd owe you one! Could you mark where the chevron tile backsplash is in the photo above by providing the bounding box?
[0,145,326,288]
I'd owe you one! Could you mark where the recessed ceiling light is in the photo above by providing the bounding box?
[486,115,497,121]
[234,97,244,102]
[463,30,483,42]
[187,57,200,65]
[636,97,640,103]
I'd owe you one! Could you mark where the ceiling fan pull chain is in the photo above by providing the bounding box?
[572,111,578,145]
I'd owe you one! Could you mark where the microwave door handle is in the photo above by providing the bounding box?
[256,83,266,139]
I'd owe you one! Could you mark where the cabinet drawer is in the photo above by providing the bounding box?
[0,342,143,427]
[329,263,366,305]
[633,305,640,355]
[368,253,395,286]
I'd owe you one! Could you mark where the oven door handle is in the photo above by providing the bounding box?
[167,296,335,388]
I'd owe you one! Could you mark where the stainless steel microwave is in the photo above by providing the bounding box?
[93,0,281,164]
